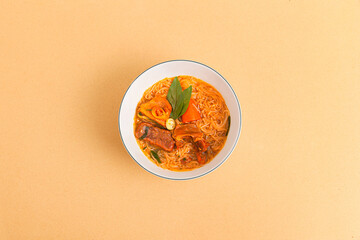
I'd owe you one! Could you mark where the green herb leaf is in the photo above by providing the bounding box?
[167,77,193,120]
[150,150,161,163]
[167,77,182,110]
[171,91,184,119]
[139,126,149,140]
[225,116,231,136]
[179,85,192,117]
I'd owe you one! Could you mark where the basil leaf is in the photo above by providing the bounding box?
[179,85,192,117]
[150,150,161,163]
[166,76,194,120]
[167,77,182,111]
[172,91,184,119]
[139,126,149,140]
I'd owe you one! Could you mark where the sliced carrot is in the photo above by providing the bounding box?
[139,97,172,127]
[181,99,201,123]
[152,107,167,119]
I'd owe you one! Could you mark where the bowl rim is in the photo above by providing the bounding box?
[118,59,242,180]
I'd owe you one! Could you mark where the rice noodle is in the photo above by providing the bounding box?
[134,76,230,171]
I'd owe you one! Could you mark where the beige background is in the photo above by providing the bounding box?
[1,1,360,239]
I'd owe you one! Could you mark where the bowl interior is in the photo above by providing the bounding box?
[119,60,241,180]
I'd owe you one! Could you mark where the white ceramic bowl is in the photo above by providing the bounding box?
[118,60,241,180]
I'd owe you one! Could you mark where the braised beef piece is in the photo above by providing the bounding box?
[173,124,209,151]
[173,124,203,141]
[173,136,192,148]
[173,124,210,164]
[194,139,209,152]
[135,122,175,151]
[196,151,207,164]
